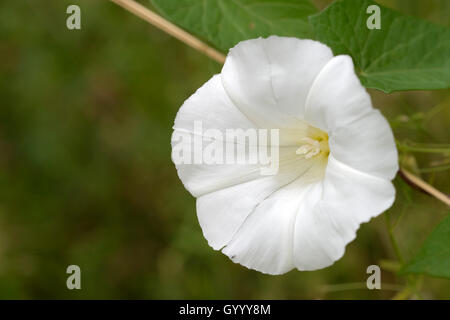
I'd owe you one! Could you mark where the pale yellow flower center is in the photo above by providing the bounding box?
[296,130,329,160]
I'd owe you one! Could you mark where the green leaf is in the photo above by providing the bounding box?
[310,0,450,93]
[150,0,317,52]
[401,215,450,279]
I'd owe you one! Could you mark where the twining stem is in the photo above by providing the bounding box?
[399,168,450,206]
[384,211,404,264]
[419,163,450,173]
[109,0,450,208]
[109,0,226,64]
[385,211,420,300]
[397,141,450,154]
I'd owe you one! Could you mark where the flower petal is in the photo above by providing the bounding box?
[330,110,399,180]
[197,156,325,253]
[293,156,395,271]
[221,36,333,128]
[221,175,322,275]
[173,74,257,137]
[304,55,373,132]
[172,74,260,196]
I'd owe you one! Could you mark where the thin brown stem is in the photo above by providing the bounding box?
[399,168,450,206]
[109,0,450,208]
[109,0,226,64]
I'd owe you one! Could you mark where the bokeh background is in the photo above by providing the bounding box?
[0,0,448,299]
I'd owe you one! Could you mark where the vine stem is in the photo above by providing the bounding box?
[384,211,404,264]
[399,168,450,206]
[109,0,450,208]
[109,0,226,64]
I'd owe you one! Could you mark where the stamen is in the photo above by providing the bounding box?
[296,137,326,159]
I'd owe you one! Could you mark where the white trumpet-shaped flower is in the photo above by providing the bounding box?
[171,36,398,275]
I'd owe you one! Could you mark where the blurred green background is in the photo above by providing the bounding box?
[0,0,448,299]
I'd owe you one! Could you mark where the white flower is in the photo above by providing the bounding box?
[171,36,398,275]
